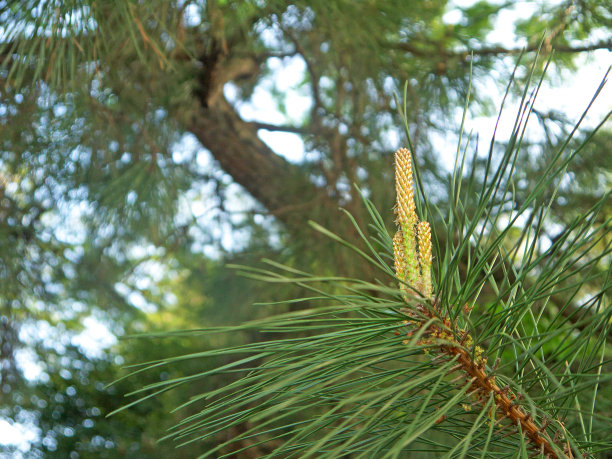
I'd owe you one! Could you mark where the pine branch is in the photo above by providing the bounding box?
[401,300,565,458]
[392,149,568,457]
[393,39,612,59]
[248,121,311,135]
[108,23,610,459]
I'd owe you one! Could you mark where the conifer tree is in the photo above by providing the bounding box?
[1,1,610,456]
[116,64,612,456]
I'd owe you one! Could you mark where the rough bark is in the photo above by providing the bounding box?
[185,50,329,230]
[187,95,327,229]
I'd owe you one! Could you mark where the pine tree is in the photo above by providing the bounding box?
[116,63,612,457]
[1,1,610,456]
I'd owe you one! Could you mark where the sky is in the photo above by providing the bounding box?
[230,1,611,167]
[233,50,610,168]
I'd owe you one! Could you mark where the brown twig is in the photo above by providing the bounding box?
[405,302,568,458]
[132,12,169,69]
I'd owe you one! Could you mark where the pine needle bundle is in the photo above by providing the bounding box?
[113,59,612,458]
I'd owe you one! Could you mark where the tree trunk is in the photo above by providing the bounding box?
[187,94,328,230]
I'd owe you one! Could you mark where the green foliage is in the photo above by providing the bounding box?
[116,63,612,457]
[1,1,611,456]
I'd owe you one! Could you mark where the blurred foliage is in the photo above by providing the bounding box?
[0,0,610,456]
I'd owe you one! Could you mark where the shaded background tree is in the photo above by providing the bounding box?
[0,0,610,456]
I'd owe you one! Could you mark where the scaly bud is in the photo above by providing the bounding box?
[393,231,406,281]
[417,221,433,298]
[394,148,417,226]
[402,222,420,289]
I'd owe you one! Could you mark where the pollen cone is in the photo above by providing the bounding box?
[394,148,416,225]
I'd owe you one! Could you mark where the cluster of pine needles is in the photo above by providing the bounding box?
[114,60,612,458]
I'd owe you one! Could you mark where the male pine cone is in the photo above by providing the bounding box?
[393,148,432,299]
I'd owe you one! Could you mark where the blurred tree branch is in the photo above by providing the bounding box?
[394,38,612,58]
